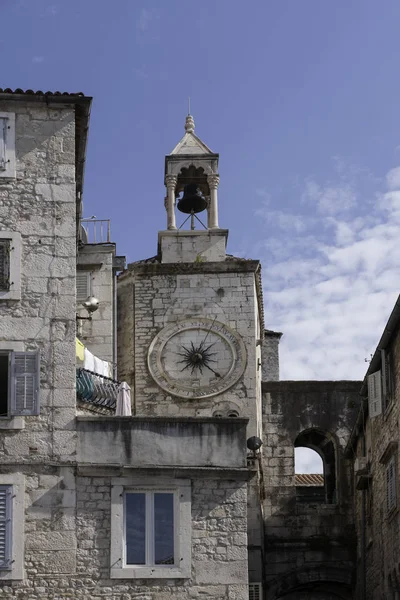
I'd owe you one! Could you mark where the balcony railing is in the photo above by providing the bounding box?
[76,368,118,411]
[80,219,111,244]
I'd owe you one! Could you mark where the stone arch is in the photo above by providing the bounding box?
[294,428,339,504]
[267,565,353,600]
[212,401,241,418]
[170,159,214,176]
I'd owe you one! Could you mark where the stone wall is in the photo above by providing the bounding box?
[261,380,361,599]
[117,261,261,434]
[0,100,77,456]
[261,330,282,382]
[71,472,249,600]
[77,243,116,364]
[353,319,400,599]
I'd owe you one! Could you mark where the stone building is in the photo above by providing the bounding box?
[0,86,395,600]
[346,295,400,600]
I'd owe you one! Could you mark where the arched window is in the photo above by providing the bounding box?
[294,429,337,504]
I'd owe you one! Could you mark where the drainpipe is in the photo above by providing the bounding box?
[112,270,117,380]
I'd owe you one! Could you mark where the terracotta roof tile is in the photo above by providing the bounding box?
[295,473,324,486]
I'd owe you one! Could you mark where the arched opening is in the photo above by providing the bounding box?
[294,429,337,504]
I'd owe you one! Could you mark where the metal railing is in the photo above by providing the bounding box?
[80,218,111,244]
[76,368,118,411]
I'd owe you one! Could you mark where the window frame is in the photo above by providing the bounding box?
[123,489,177,568]
[0,347,40,422]
[0,474,24,580]
[0,113,16,179]
[111,477,191,579]
[0,232,21,301]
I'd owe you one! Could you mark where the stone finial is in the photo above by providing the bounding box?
[185,114,195,133]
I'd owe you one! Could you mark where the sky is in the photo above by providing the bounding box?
[2,0,400,472]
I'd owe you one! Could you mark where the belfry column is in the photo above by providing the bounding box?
[207,174,220,229]
[165,175,177,230]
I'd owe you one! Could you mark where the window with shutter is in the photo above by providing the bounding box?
[368,370,382,418]
[249,583,262,600]
[76,271,90,302]
[10,351,40,416]
[0,118,6,171]
[0,240,10,291]
[387,457,397,513]
[0,485,12,570]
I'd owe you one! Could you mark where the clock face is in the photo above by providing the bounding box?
[147,317,247,399]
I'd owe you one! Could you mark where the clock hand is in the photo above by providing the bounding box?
[199,316,217,349]
[203,363,221,378]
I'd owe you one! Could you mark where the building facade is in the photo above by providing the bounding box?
[347,297,400,600]
[0,88,397,599]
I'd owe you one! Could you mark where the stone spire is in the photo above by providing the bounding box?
[184,114,195,133]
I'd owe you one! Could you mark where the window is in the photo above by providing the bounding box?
[0,232,21,301]
[111,478,191,579]
[125,492,175,566]
[0,486,12,570]
[387,456,397,513]
[294,429,337,504]
[249,583,262,600]
[0,113,16,179]
[0,351,40,417]
[0,240,10,291]
[0,474,24,580]
[76,271,91,302]
[382,349,394,412]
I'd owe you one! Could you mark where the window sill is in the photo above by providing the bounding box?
[0,290,21,301]
[0,417,24,430]
[111,566,190,579]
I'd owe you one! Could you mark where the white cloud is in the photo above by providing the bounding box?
[256,161,400,382]
[295,448,323,474]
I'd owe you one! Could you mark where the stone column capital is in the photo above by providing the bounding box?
[207,174,220,190]
[165,174,178,189]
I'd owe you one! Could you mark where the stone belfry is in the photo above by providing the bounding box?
[160,113,228,263]
[117,113,263,438]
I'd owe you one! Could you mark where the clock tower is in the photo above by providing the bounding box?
[117,114,263,435]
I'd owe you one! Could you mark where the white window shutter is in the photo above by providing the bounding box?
[0,485,12,570]
[387,457,396,512]
[249,583,262,600]
[367,370,382,418]
[76,271,90,301]
[0,118,6,171]
[10,351,40,416]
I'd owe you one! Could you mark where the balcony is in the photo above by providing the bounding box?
[76,368,119,412]
[80,218,111,244]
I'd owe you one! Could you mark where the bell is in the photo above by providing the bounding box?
[177,184,208,214]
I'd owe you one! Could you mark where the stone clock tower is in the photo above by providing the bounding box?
[117,114,263,435]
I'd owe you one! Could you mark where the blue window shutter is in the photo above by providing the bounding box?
[0,118,6,171]
[0,485,12,570]
[10,351,40,416]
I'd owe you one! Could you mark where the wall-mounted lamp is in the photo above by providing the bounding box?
[76,296,100,321]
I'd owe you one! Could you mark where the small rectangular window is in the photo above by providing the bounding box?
[0,113,15,179]
[0,485,12,570]
[387,457,397,513]
[0,240,10,291]
[0,118,6,171]
[0,351,40,418]
[124,491,175,567]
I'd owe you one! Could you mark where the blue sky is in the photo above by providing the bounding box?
[2,1,400,468]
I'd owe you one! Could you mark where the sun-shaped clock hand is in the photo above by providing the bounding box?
[177,340,220,377]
